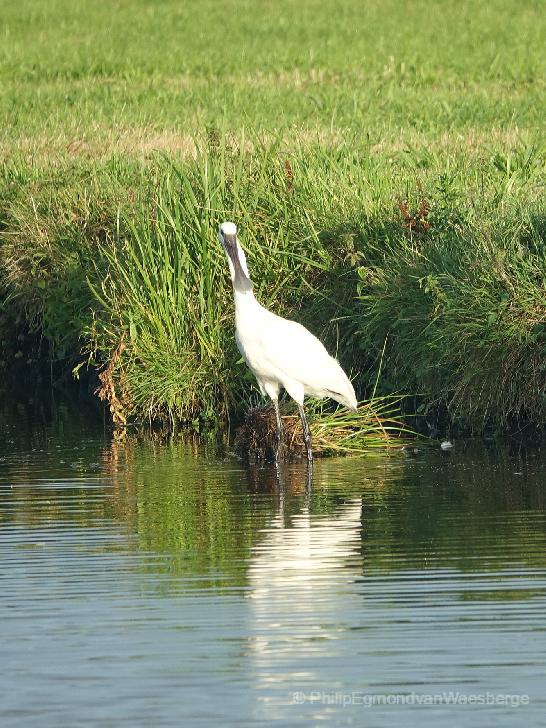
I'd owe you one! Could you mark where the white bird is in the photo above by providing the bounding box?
[218,221,357,463]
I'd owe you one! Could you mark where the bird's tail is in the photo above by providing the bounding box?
[326,384,358,412]
[323,356,358,411]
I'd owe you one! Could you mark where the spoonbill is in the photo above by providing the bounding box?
[218,221,357,463]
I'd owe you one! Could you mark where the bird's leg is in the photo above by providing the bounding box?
[304,457,313,508]
[272,398,284,464]
[298,404,313,464]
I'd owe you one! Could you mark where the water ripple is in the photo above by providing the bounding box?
[1,411,546,726]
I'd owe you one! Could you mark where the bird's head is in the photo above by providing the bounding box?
[218,221,252,292]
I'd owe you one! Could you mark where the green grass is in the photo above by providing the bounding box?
[2,0,545,157]
[0,0,545,433]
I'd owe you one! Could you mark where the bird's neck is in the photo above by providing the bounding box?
[233,286,261,323]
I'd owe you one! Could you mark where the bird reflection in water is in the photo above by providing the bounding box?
[245,461,363,702]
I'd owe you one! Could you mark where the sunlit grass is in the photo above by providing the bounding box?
[1,0,545,158]
[0,0,545,435]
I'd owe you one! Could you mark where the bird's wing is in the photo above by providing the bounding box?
[257,314,356,407]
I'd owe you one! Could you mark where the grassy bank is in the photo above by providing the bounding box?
[1,0,545,432]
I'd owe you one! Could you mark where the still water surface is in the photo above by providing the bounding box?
[1,401,545,726]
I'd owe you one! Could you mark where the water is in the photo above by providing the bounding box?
[1,401,546,726]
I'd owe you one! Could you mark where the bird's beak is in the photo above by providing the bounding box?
[222,233,249,284]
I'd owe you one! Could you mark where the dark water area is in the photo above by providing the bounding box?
[1,399,545,726]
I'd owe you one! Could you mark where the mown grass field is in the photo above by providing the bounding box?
[2,0,545,155]
[1,0,545,434]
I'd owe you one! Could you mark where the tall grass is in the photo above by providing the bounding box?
[352,146,546,427]
[1,138,544,432]
[88,156,232,425]
[84,136,348,425]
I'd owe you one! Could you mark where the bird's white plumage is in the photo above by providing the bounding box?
[219,221,357,413]
[236,305,356,409]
